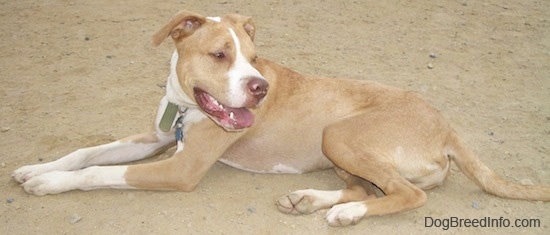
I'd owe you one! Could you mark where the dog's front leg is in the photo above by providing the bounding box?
[19,120,244,195]
[13,132,177,195]
[124,120,246,191]
[12,97,177,184]
[12,132,175,184]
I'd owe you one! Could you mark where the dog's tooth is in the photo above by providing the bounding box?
[208,96,225,109]
[229,112,235,120]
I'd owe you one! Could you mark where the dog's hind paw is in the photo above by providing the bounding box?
[325,201,367,226]
[276,192,316,215]
[276,189,342,215]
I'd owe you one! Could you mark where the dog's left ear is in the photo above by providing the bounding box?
[151,10,206,47]
[225,14,256,41]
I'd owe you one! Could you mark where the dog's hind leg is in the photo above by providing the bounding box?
[323,159,427,226]
[321,117,428,226]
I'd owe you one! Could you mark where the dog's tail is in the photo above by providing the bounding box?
[447,132,550,201]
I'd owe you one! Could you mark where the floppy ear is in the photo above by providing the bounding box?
[151,10,206,47]
[225,14,256,41]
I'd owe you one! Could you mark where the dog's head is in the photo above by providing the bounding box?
[152,10,268,131]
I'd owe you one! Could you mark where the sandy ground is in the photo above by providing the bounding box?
[1,0,549,234]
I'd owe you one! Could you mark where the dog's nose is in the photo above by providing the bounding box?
[247,77,269,100]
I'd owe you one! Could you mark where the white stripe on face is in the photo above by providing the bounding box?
[206,16,221,22]
[226,28,265,107]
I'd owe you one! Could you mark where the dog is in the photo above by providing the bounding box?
[12,10,549,226]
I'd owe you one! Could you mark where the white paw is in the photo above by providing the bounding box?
[12,163,56,183]
[21,171,77,196]
[325,201,368,227]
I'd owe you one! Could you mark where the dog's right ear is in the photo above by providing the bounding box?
[151,10,206,47]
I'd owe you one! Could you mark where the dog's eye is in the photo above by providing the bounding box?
[210,52,226,60]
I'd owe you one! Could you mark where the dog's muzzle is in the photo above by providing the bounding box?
[193,77,268,131]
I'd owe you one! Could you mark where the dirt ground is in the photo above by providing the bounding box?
[1,0,548,234]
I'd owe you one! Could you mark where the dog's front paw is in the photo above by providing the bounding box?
[12,164,53,183]
[20,171,77,196]
[325,201,367,227]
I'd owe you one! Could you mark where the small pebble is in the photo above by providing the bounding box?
[427,63,434,69]
[1,162,5,168]
[1,127,10,132]
[471,200,480,209]
[69,214,82,224]
[6,197,14,203]
[429,52,437,58]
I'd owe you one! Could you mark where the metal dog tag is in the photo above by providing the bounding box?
[158,102,179,132]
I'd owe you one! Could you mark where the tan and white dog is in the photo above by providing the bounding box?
[12,10,549,226]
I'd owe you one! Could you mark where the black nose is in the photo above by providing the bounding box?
[247,77,269,100]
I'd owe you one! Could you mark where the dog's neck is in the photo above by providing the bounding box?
[165,51,196,109]
[158,51,201,136]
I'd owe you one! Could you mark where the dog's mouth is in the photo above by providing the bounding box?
[193,88,254,131]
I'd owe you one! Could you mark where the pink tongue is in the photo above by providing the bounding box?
[226,107,254,129]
